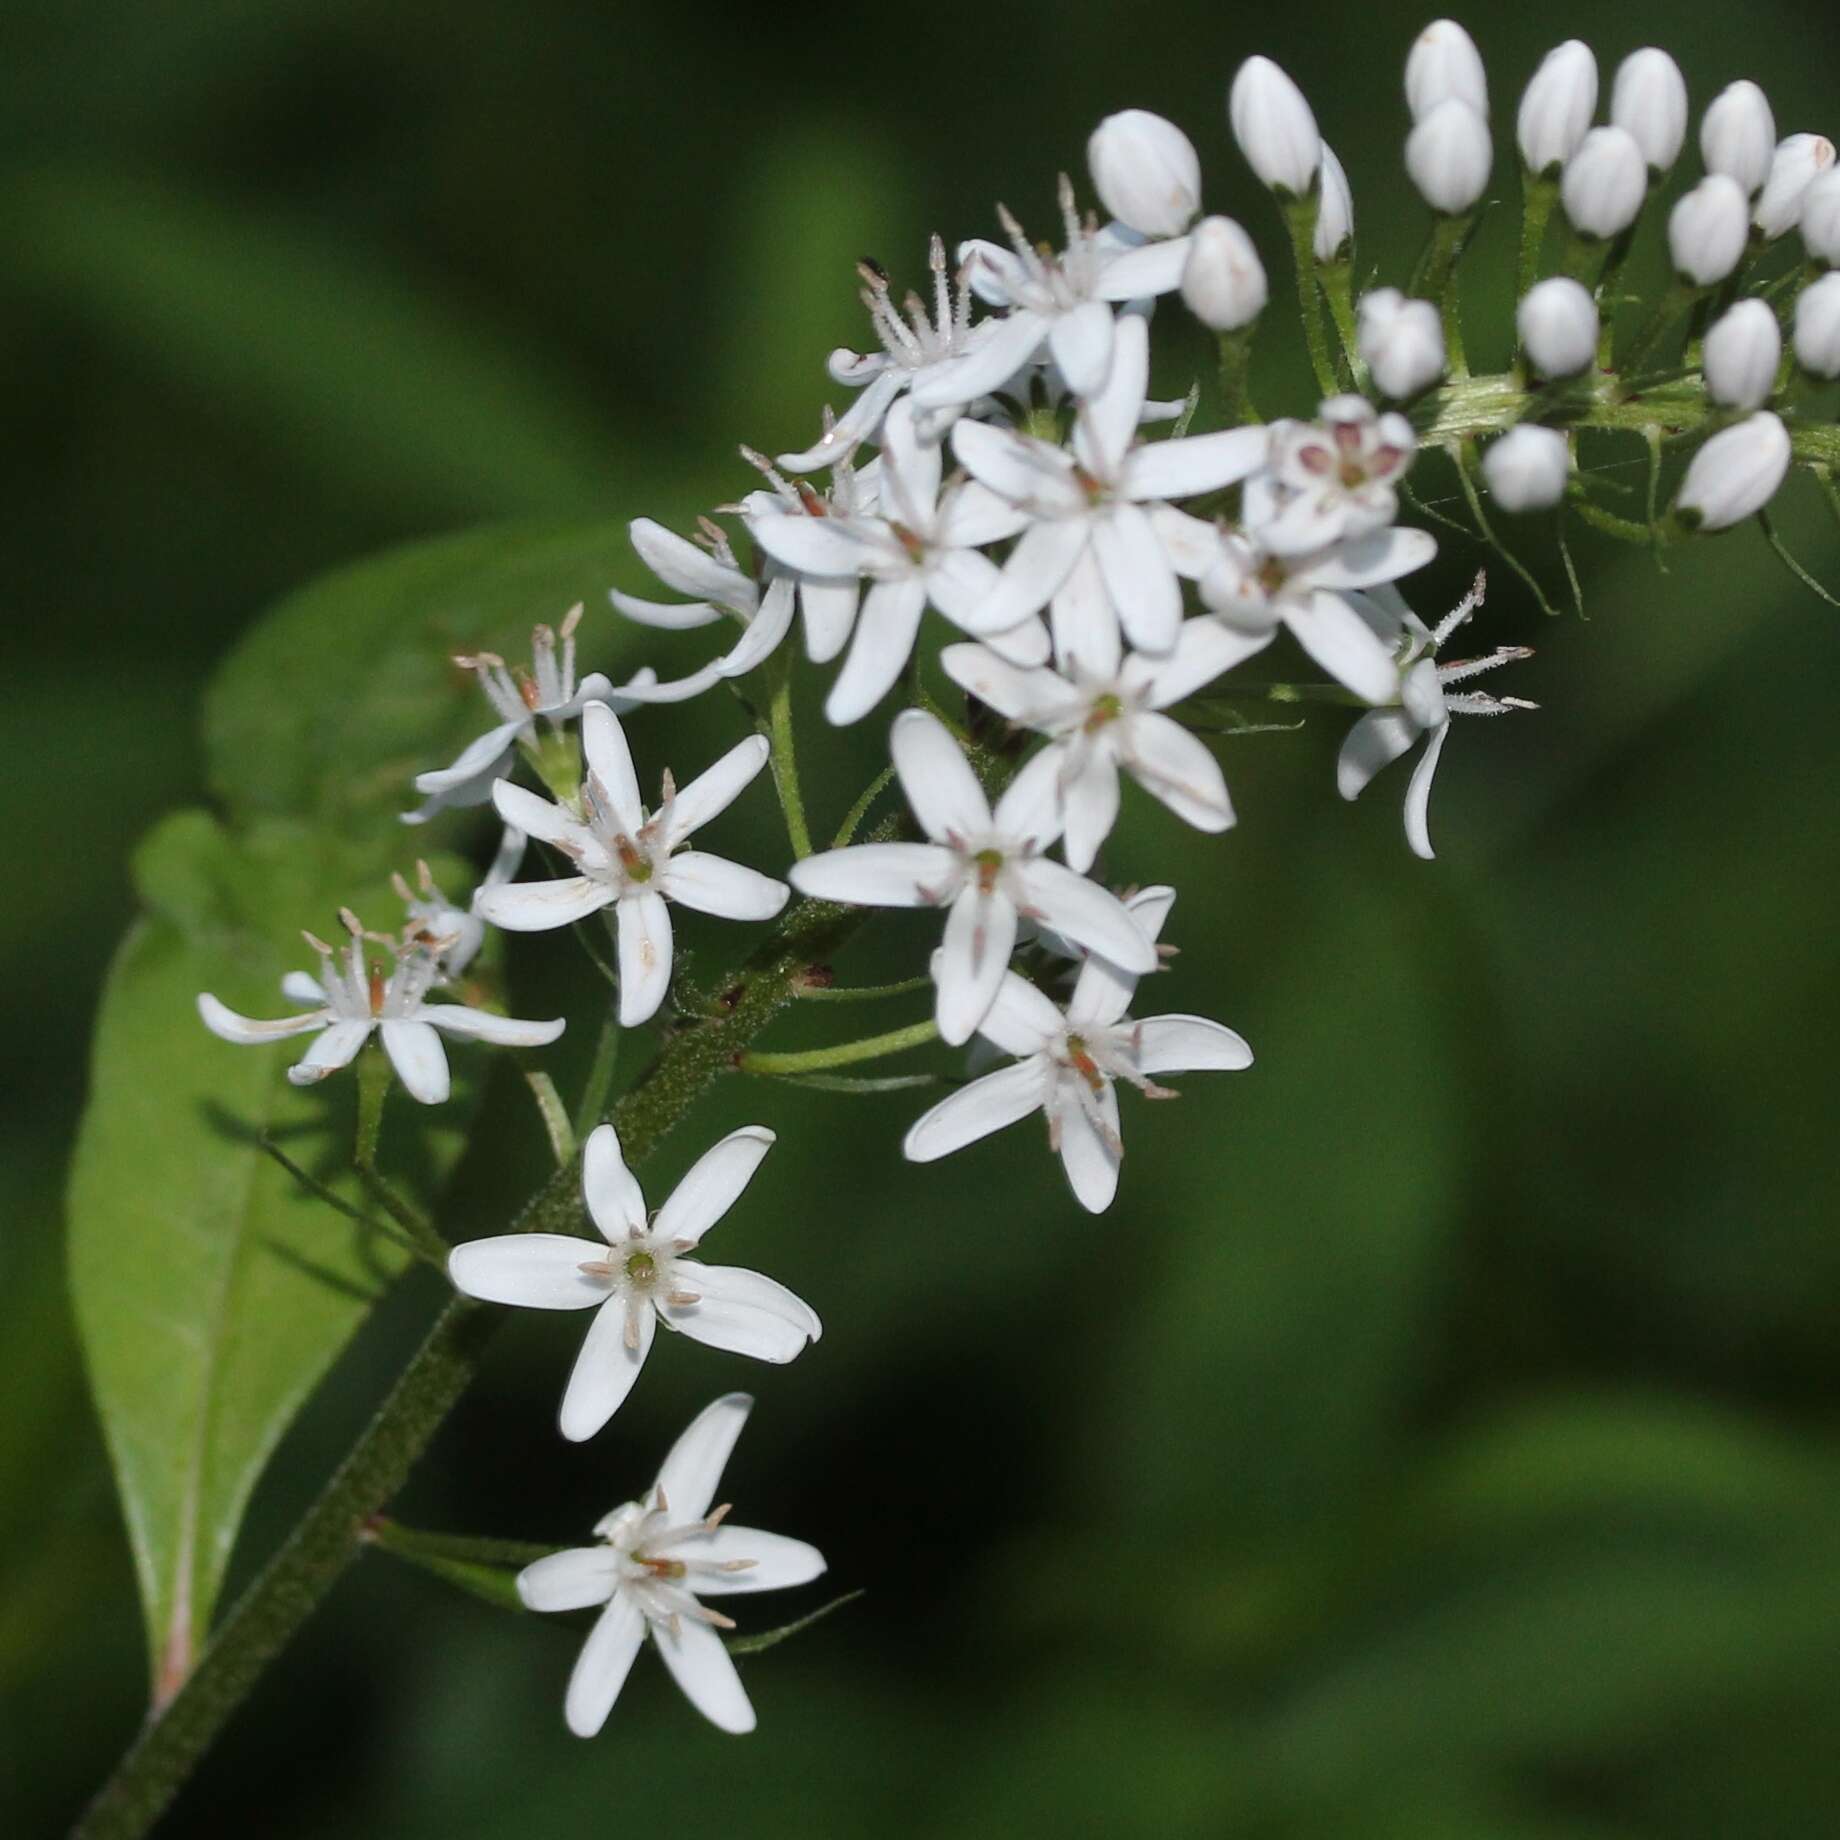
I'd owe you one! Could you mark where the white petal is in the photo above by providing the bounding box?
[1283,591,1402,705]
[823,576,926,726]
[936,887,1018,1046]
[653,1124,776,1246]
[938,645,1079,725]
[951,416,1067,507]
[920,548,1004,631]
[671,1259,820,1339]
[1073,311,1148,479]
[654,1614,756,1734]
[676,1526,826,1595]
[903,1057,1049,1161]
[285,1019,372,1084]
[583,1122,648,1238]
[1142,616,1270,706]
[1067,948,1141,1031]
[581,703,644,834]
[1150,503,1230,579]
[608,588,726,630]
[1047,299,1116,396]
[559,1298,655,1441]
[1403,717,1452,860]
[664,1265,817,1363]
[1336,708,1420,801]
[778,366,903,470]
[629,517,753,606]
[992,743,1069,849]
[668,734,771,839]
[1057,1082,1122,1213]
[518,1545,620,1613]
[412,720,524,797]
[1122,424,1269,501]
[1017,860,1157,972]
[1123,713,1234,832]
[789,842,958,908]
[976,972,1067,1057]
[474,876,614,931]
[448,1233,612,1310]
[379,1018,450,1104]
[983,613,1053,668]
[612,661,726,705]
[490,779,590,850]
[1050,548,1122,676]
[1060,749,1122,873]
[749,514,869,577]
[798,575,860,664]
[911,308,1047,409]
[279,970,325,1006]
[653,1392,753,1521]
[418,1004,567,1046]
[1092,503,1181,653]
[891,709,990,841]
[713,574,797,679]
[879,397,941,519]
[990,514,1097,633]
[663,853,789,922]
[615,892,674,1027]
[197,993,327,1044]
[1303,525,1438,590]
[1094,236,1190,299]
[1132,1014,1254,1073]
[934,479,1031,549]
[564,1592,646,1737]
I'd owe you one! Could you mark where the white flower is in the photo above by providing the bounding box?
[1406,98,1493,215]
[1250,394,1418,556]
[747,400,1044,726]
[1794,271,1840,378]
[903,931,1251,1214]
[1674,411,1792,530]
[913,177,1187,409]
[198,908,564,1104]
[1802,169,1840,265]
[1668,175,1751,285]
[1315,143,1356,260]
[1228,55,1322,196]
[1700,80,1776,196]
[1356,289,1446,401]
[939,615,1261,872]
[1180,215,1267,331]
[1610,48,1688,173]
[1517,40,1598,174]
[1754,134,1837,241]
[517,1394,825,1736]
[474,705,787,1026]
[1337,577,1536,859]
[1703,299,1782,409]
[778,239,987,471]
[789,710,1157,1043]
[1560,126,1648,240]
[1087,110,1202,240]
[404,606,656,824]
[1481,424,1570,512]
[951,313,1268,660]
[1405,20,1489,122]
[1516,276,1598,379]
[449,1128,819,1442]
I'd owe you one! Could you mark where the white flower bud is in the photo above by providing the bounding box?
[1180,214,1268,330]
[1357,289,1446,400]
[1405,19,1488,122]
[1517,276,1599,378]
[1793,270,1840,378]
[1517,40,1598,174]
[1315,142,1355,260]
[1087,110,1203,240]
[1483,424,1570,511]
[1802,169,1840,265]
[1667,175,1751,284]
[1229,56,1321,196]
[1561,126,1648,239]
[1702,299,1782,408]
[1674,411,1791,530]
[1699,80,1776,195]
[1610,48,1688,173]
[1754,133,1837,241]
[1406,98,1493,214]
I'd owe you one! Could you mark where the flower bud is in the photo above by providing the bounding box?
[1315,142,1355,260]
[1702,299,1782,409]
[1667,175,1751,285]
[1699,80,1776,195]
[1516,276,1599,378]
[1561,126,1648,239]
[1802,170,1840,265]
[1357,289,1446,400]
[1754,133,1837,241]
[1087,110,1203,240]
[1180,215,1268,331]
[1229,56,1321,196]
[1406,97,1493,215]
[1674,411,1791,531]
[1483,424,1570,511]
[1793,270,1840,378]
[1610,48,1688,173]
[1405,19,1488,122]
[1517,40,1597,174]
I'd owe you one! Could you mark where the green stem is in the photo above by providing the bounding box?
[571,1007,621,1140]
[1283,195,1338,397]
[255,1135,432,1269]
[352,1047,445,1265]
[762,649,812,860]
[1517,171,1558,299]
[795,973,933,1004]
[1215,326,1260,428]
[738,1018,939,1076]
[520,1064,575,1167]
[832,764,895,848]
[1316,256,1363,388]
[1414,213,1476,379]
[1448,437,1561,618]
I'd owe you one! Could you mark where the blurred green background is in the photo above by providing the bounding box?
[8,1,1840,1834]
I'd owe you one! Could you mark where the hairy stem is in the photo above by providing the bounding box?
[738,1017,940,1076]
[761,649,813,860]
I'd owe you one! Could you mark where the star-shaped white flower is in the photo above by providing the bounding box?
[197,908,564,1104]
[1336,577,1536,858]
[903,892,1250,1213]
[517,1393,826,1736]
[449,1127,819,1442]
[952,313,1269,660]
[404,606,659,823]
[474,704,788,1027]
[789,710,1156,1045]
[750,400,1048,725]
[939,615,1262,872]
[1252,395,1418,557]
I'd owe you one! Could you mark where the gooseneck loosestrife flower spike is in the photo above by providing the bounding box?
[517,1394,826,1735]
[150,26,1840,1828]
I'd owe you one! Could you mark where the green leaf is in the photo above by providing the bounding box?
[67,810,483,1703]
